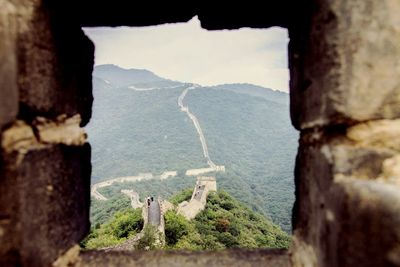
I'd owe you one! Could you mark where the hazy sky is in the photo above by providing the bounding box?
[83,17,289,92]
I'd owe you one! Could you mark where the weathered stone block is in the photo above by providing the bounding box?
[293,178,400,267]
[290,0,400,130]
[17,3,94,125]
[0,154,21,267]
[334,179,400,267]
[292,122,400,267]
[0,143,91,267]
[0,2,18,131]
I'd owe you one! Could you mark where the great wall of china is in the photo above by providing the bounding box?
[91,85,223,249]
[177,176,217,220]
[106,176,217,250]
[91,85,225,250]
[91,84,224,201]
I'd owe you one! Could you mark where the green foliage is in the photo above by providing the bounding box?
[87,81,206,181]
[91,177,195,226]
[164,190,291,250]
[186,89,298,232]
[135,225,159,250]
[86,189,291,251]
[109,209,144,238]
[164,210,190,245]
[97,175,196,204]
[82,208,143,250]
[169,188,193,205]
[90,195,131,226]
[88,72,298,232]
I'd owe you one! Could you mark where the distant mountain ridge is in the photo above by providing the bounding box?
[208,83,288,105]
[94,64,182,89]
[93,65,288,103]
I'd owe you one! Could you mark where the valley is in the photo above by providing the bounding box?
[90,82,225,201]
[86,64,298,234]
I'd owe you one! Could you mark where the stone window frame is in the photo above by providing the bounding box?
[1,1,399,267]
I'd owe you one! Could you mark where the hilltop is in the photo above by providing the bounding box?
[93,64,182,89]
[82,189,290,250]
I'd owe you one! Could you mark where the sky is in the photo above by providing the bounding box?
[83,17,289,92]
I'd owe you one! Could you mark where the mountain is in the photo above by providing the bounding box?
[83,189,290,250]
[93,64,182,89]
[86,65,298,233]
[87,76,205,179]
[209,83,288,105]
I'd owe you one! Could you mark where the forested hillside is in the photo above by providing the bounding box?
[165,190,291,249]
[87,65,298,232]
[87,77,205,181]
[185,88,297,231]
[83,189,290,250]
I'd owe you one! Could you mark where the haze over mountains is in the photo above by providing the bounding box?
[87,64,298,232]
[94,64,182,89]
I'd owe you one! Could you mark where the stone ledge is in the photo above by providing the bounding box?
[72,249,290,267]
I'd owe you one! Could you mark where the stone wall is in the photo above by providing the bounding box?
[177,176,217,220]
[289,1,400,266]
[0,1,93,267]
[0,0,399,267]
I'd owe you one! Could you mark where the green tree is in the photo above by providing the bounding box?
[81,208,143,250]
[164,210,190,245]
[169,188,193,205]
[110,209,144,238]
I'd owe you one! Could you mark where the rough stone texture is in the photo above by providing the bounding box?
[16,2,94,126]
[0,150,21,267]
[53,245,81,267]
[1,114,88,154]
[0,143,91,267]
[1,120,43,153]
[0,1,18,131]
[33,114,87,146]
[1,1,400,267]
[75,249,290,267]
[290,0,400,130]
[291,120,400,267]
[335,179,400,267]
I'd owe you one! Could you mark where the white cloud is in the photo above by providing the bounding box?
[83,17,289,92]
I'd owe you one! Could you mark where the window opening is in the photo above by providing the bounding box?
[81,17,297,251]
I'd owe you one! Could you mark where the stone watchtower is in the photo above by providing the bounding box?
[177,176,217,220]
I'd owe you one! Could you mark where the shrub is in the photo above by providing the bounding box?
[169,188,193,205]
[215,218,230,232]
[81,208,143,249]
[164,211,190,245]
[135,225,158,250]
